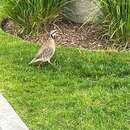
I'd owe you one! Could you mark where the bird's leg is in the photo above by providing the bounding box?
[48,59,53,65]
[48,59,58,70]
[38,62,43,69]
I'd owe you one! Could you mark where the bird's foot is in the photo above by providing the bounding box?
[38,62,43,69]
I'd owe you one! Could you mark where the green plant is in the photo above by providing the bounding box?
[99,0,130,45]
[4,0,66,33]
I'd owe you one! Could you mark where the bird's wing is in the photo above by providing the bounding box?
[35,46,46,58]
[36,47,54,59]
[30,47,54,64]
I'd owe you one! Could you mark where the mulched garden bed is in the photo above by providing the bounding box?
[1,17,128,50]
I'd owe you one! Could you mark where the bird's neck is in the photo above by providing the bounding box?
[47,38,55,47]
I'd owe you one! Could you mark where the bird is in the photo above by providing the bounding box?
[29,30,57,67]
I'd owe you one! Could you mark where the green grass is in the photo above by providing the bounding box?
[0,30,130,130]
[0,0,6,21]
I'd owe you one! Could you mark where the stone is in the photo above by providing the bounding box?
[64,0,102,23]
[0,94,29,130]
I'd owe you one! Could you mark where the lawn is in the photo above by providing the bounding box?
[0,30,130,130]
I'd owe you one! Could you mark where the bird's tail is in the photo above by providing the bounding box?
[28,58,36,65]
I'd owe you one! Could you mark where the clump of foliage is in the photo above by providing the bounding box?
[4,0,66,33]
[99,0,130,45]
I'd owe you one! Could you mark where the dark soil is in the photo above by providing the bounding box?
[1,18,126,50]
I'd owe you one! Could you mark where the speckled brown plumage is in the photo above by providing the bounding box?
[29,31,56,65]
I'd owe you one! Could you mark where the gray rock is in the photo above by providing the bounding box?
[0,94,29,130]
[64,0,102,23]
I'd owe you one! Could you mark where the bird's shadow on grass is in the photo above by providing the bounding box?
[30,61,58,71]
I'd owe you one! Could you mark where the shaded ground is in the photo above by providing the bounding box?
[1,18,109,49]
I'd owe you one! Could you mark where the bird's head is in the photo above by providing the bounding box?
[49,30,58,39]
